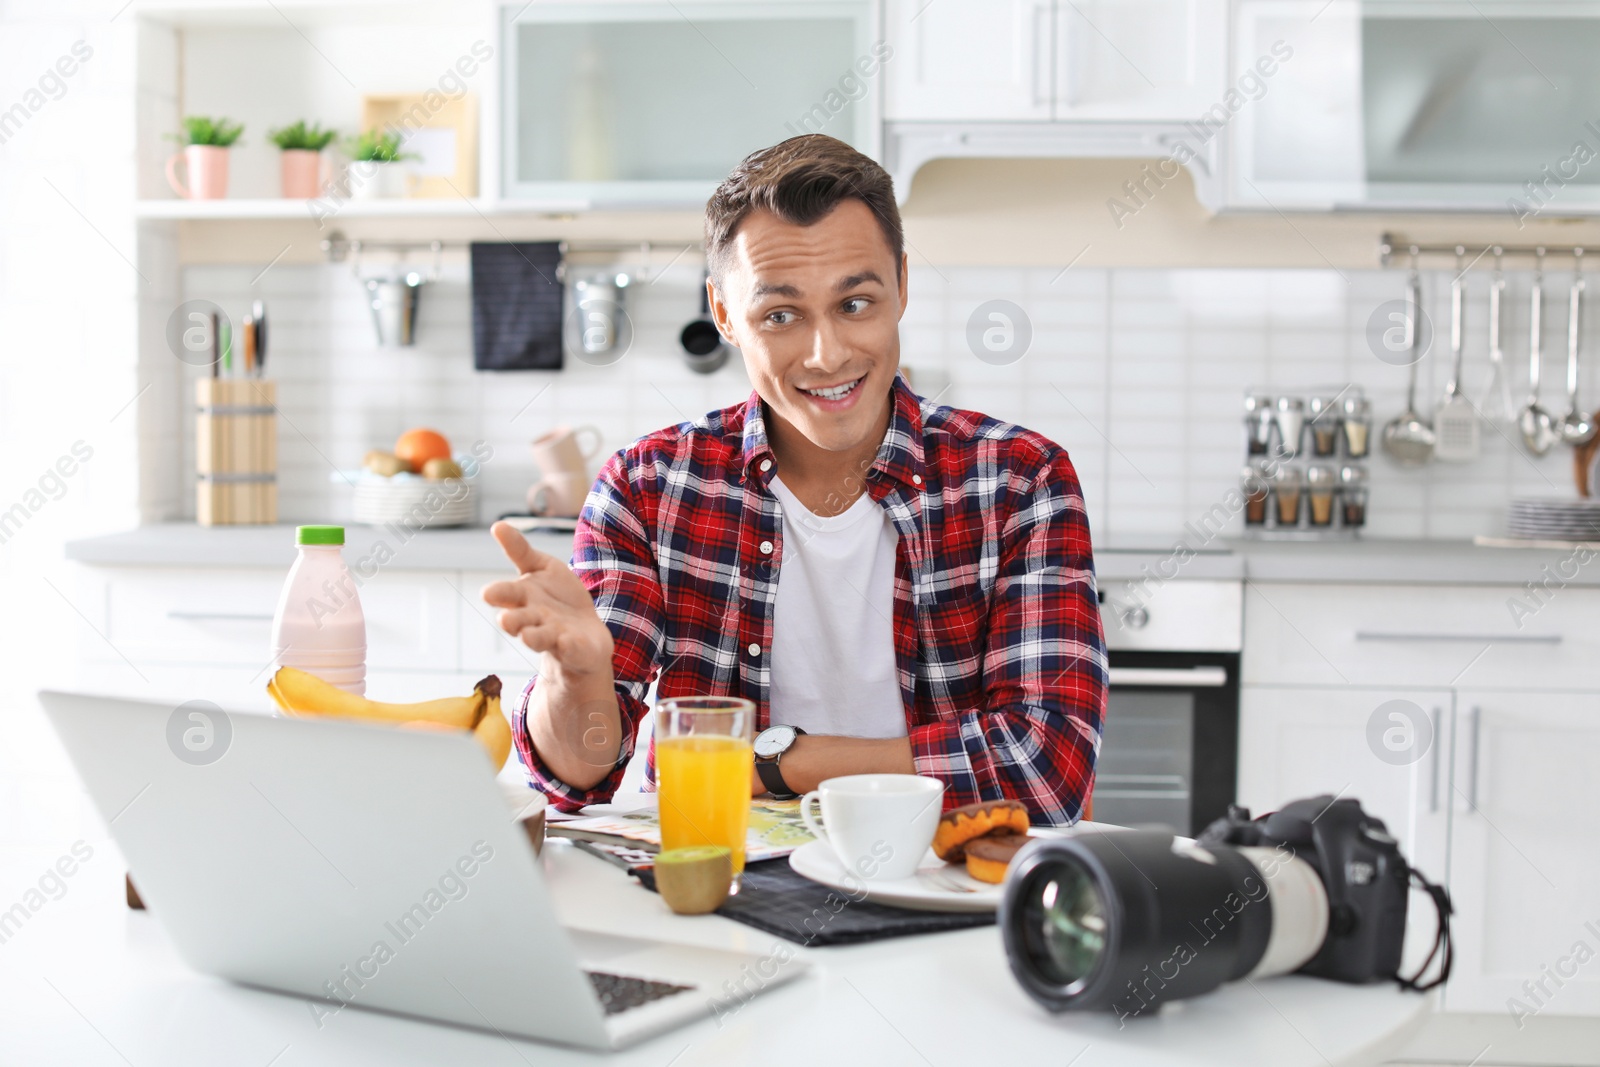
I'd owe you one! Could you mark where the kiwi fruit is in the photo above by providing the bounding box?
[363,450,411,477]
[654,846,733,915]
[422,457,464,480]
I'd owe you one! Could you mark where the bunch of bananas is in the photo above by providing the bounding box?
[267,668,513,772]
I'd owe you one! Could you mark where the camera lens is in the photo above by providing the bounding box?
[1001,833,1317,1019]
[1017,859,1107,991]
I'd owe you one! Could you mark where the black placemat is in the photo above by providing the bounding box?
[633,858,995,946]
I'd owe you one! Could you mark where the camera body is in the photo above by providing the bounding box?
[1200,795,1410,984]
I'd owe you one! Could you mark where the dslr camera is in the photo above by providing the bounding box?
[999,795,1453,1020]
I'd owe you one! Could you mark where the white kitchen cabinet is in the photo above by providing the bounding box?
[884,0,1054,121]
[1241,684,1453,979]
[1239,685,1450,866]
[1052,0,1226,120]
[1241,582,1594,692]
[884,0,1224,122]
[1444,690,1600,1017]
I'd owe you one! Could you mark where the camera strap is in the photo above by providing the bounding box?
[1395,867,1454,993]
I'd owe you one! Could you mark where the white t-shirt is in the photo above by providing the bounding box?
[768,475,907,739]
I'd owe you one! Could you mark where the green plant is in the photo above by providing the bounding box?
[348,129,416,163]
[171,115,244,147]
[268,120,337,152]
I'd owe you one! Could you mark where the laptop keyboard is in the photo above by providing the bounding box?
[585,971,695,1016]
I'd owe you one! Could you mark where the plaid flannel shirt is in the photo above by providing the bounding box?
[514,377,1107,826]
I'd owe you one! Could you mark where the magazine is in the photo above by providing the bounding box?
[547,796,814,865]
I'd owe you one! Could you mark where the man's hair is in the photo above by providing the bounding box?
[703,134,903,288]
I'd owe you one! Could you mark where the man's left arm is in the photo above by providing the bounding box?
[903,451,1107,825]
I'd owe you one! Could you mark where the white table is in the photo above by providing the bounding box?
[0,830,1430,1067]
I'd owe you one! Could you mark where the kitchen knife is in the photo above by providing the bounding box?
[252,299,267,377]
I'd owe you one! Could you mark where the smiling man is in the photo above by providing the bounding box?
[483,134,1106,825]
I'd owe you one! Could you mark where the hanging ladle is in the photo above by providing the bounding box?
[1518,249,1561,455]
[1381,247,1436,466]
[1560,248,1596,446]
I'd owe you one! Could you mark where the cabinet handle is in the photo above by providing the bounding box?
[166,611,275,622]
[1466,704,1482,811]
[1429,706,1442,814]
[1354,631,1560,644]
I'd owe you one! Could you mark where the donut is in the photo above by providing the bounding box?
[965,835,1028,884]
[931,799,1030,862]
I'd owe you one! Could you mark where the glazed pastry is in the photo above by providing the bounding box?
[931,799,1029,862]
[965,835,1028,884]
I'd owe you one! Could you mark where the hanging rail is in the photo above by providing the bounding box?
[1379,232,1586,267]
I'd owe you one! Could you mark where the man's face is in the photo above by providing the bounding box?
[710,199,908,456]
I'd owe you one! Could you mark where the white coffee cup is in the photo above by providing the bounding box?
[799,774,944,882]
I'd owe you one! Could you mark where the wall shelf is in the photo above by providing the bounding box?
[134,198,594,220]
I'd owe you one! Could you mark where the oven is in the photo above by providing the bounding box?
[1090,576,1243,837]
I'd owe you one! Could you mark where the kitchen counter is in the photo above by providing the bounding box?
[63,524,1597,587]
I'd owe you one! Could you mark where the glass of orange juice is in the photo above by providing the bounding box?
[655,696,755,884]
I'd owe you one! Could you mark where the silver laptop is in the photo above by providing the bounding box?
[40,690,805,1051]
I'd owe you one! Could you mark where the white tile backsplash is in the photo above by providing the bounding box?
[176,261,1593,545]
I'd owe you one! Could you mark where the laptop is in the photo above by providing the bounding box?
[40,690,806,1050]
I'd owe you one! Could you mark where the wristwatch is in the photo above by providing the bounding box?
[753,724,807,799]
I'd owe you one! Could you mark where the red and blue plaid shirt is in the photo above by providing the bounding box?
[514,377,1107,826]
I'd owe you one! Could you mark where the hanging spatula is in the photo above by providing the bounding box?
[1434,247,1480,462]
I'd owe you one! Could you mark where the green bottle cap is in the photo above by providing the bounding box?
[296,525,345,546]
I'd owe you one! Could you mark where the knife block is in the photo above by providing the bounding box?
[196,379,278,525]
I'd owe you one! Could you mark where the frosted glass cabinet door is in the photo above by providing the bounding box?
[1445,692,1600,1017]
[1053,0,1225,119]
[503,2,873,203]
[884,0,1054,120]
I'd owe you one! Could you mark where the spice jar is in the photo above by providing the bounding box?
[1271,465,1304,527]
[1339,466,1368,528]
[1244,395,1274,455]
[1273,396,1306,458]
[1242,464,1270,526]
[1306,464,1337,526]
[1341,394,1372,459]
[1308,395,1341,457]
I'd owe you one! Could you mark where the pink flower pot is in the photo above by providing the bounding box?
[166,144,230,200]
[279,149,325,199]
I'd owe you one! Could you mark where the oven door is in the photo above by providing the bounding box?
[1090,650,1239,838]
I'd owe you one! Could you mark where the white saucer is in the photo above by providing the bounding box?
[787,822,1126,914]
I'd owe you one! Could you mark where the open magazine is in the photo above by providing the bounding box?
[547,795,815,866]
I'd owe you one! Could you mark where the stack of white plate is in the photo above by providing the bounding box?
[351,476,476,527]
[1506,497,1600,542]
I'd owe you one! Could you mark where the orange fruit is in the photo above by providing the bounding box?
[394,428,452,469]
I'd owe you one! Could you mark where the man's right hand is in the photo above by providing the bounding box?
[481,522,623,791]
[481,521,614,677]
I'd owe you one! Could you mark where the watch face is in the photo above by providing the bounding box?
[753,724,797,759]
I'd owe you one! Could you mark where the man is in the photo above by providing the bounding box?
[482,134,1105,825]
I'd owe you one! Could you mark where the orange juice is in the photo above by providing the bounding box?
[657,735,753,874]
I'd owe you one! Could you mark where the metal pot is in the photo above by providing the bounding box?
[366,272,425,347]
[680,271,729,374]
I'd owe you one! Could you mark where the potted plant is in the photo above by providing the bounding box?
[166,116,244,200]
[346,129,415,200]
[269,120,338,199]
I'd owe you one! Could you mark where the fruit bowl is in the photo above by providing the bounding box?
[341,469,476,527]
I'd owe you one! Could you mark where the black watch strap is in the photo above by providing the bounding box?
[756,758,797,799]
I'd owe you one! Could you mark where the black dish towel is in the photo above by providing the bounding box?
[633,858,995,946]
[470,241,564,370]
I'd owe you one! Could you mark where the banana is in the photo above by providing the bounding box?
[269,669,511,771]
[471,684,513,773]
[268,667,489,732]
